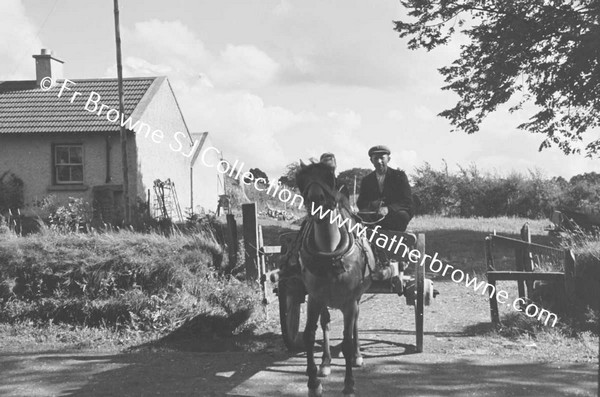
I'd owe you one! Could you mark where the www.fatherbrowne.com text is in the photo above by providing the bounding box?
[309,202,559,327]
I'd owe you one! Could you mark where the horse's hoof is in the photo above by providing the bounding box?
[318,365,331,377]
[308,383,323,397]
[353,356,364,367]
[342,386,355,396]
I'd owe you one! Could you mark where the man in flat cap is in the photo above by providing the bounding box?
[357,145,413,230]
[357,145,413,291]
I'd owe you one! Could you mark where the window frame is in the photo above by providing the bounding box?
[52,143,84,185]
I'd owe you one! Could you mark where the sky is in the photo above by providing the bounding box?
[3,0,599,181]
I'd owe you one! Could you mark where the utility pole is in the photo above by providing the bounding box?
[113,0,130,225]
[353,175,357,208]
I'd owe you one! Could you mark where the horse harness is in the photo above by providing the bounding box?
[298,214,375,279]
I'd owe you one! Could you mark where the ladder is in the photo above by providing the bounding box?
[153,178,184,223]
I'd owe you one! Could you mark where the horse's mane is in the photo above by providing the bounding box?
[296,162,353,216]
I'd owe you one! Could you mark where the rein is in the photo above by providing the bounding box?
[355,212,385,226]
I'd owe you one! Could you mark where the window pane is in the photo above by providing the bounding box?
[70,147,83,164]
[71,166,83,182]
[56,166,70,182]
[56,147,69,164]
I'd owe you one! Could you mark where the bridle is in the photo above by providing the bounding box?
[302,179,339,214]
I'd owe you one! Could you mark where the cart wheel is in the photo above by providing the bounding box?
[278,278,303,352]
[414,234,425,353]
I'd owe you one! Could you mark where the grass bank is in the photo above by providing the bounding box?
[0,229,260,340]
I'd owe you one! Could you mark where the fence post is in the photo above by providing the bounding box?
[486,236,500,324]
[242,203,259,282]
[415,233,425,353]
[563,249,576,311]
[520,223,534,298]
[226,214,238,273]
[485,236,495,271]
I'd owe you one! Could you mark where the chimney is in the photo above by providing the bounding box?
[32,49,64,85]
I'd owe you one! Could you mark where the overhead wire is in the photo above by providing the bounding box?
[7,0,60,79]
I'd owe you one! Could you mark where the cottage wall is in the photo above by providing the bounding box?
[0,132,134,208]
[134,81,218,217]
[0,77,218,219]
[192,134,222,214]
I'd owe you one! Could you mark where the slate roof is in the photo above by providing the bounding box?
[0,77,158,134]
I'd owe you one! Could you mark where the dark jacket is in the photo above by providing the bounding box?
[357,168,413,216]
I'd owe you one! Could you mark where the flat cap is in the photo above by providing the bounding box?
[368,145,391,157]
[320,152,335,162]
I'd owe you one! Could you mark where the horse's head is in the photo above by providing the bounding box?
[296,161,338,221]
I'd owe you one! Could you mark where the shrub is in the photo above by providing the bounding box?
[0,171,24,213]
[0,230,259,334]
[30,195,92,233]
[410,162,600,218]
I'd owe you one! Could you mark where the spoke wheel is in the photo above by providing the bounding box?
[278,278,304,352]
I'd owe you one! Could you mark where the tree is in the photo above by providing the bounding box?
[278,176,292,186]
[566,172,600,209]
[337,168,372,194]
[394,0,600,156]
[248,167,269,185]
[569,171,600,185]
[279,161,302,188]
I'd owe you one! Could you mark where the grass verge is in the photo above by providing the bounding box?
[0,228,260,342]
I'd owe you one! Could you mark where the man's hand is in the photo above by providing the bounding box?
[370,199,383,209]
[378,206,389,216]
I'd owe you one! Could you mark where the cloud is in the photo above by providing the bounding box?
[107,56,173,77]
[0,0,43,80]
[396,149,418,172]
[273,0,292,16]
[414,105,435,121]
[104,18,369,178]
[387,109,405,122]
[208,45,280,88]
[271,0,460,89]
[115,19,280,89]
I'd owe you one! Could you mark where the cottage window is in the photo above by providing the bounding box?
[54,145,83,184]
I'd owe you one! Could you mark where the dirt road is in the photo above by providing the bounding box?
[1,281,597,396]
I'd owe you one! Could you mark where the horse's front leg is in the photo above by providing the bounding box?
[304,296,323,397]
[341,300,358,396]
[318,307,331,377]
[353,300,363,367]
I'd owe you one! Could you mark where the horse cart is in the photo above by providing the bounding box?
[258,226,434,354]
[244,160,437,395]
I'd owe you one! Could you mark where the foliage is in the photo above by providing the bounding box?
[248,168,269,185]
[394,0,600,156]
[563,172,600,211]
[0,171,24,213]
[31,195,93,233]
[560,226,600,324]
[0,230,259,334]
[411,161,598,218]
[0,215,14,237]
[337,168,371,194]
[279,161,301,188]
[412,161,457,215]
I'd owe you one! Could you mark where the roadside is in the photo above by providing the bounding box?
[0,281,597,396]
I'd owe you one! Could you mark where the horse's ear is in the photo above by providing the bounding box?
[299,159,306,169]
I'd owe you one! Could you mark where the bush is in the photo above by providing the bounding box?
[30,195,92,233]
[0,230,259,334]
[0,171,24,213]
[410,162,600,218]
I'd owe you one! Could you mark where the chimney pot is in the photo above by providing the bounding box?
[33,49,64,86]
